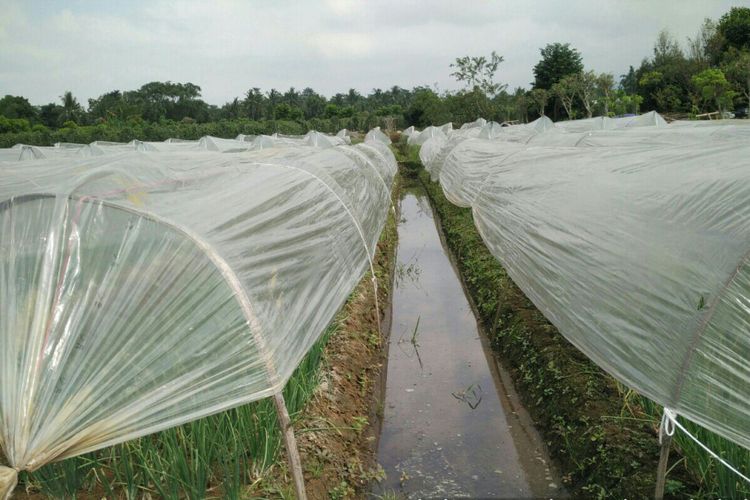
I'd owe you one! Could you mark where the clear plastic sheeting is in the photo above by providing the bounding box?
[365,127,391,145]
[423,131,480,181]
[407,126,446,146]
[424,113,750,451]
[439,139,527,207]
[421,116,556,182]
[554,110,668,132]
[0,133,396,485]
[198,136,253,152]
[459,117,487,130]
[235,134,256,143]
[335,129,352,145]
[477,121,504,140]
[303,130,347,149]
[0,146,43,162]
[0,131,350,163]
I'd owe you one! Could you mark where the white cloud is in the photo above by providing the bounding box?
[324,0,358,17]
[310,32,375,58]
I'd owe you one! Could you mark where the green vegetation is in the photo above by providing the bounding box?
[640,398,750,499]
[532,42,584,91]
[416,165,750,498]
[1,6,748,151]
[19,326,330,498]
[692,68,736,113]
[0,117,309,148]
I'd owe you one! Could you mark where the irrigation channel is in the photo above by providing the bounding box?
[373,187,563,498]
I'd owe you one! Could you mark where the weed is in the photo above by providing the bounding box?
[329,480,355,499]
[351,416,369,435]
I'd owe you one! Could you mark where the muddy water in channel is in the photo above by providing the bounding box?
[374,188,563,498]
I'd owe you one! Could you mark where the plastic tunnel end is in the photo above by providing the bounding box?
[0,466,18,500]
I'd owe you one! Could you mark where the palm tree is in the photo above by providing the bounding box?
[60,90,82,124]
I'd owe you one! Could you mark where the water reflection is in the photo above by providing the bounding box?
[374,188,564,499]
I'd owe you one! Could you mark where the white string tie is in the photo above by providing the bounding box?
[661,408,750,484]
[659,407,676,444]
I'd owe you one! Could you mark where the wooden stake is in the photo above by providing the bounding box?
[654,432,672,500]
[274,392,308,500]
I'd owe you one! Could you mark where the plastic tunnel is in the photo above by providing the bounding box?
[423,114,750,452]
[0,132,396,489]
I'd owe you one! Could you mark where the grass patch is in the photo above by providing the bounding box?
[19,328,330,499]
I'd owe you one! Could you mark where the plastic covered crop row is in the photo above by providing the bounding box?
[0,132,395,497]
[425,114,750,451]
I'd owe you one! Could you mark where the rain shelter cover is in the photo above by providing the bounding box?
[335,129,352,145]
[0,134,396,492]
[407,126,446,146]
[477,121,504,140]
[421,116,555,182]
[425,115,750,451]
[365,127,391,145]
[459,117,487,130]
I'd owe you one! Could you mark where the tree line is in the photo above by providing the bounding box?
[0,6,748,146]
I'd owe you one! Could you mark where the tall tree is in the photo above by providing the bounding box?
[551,75,578,119]
[88,90,140,121]
[529,88,549,117]
[597,73,615,116]
[687,18,720,67]
[692,68,735,113]
[717,7,750,51]
[60,91,82,124]
[345,88,363,110]
[0,95,37,121]
[575,70,599,118]
[300,87,327,120]
[635,30,694,112]
[132,81,206,121]
[243,88,266,120]
[653,29,684,66]
[532,43,583,89]
[39,103,64,128]
[450,51,507,96]
[722,49,750,105]
[404,89,449,127]
[619,66,638,94]
[514,87,529,122]
[282,87,301,107]
[220,98,242,120]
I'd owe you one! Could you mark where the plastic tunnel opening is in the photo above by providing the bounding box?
[0,194,272,470]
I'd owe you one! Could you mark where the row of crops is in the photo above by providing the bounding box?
[0,129,396,498]
[410,114,750,485]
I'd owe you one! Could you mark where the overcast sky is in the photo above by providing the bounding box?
[0,0,741,106]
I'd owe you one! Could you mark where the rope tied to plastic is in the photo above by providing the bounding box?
[371,273,381,334]
[658,407,676,445]
[660,408,750,484]
[0,466,18,500]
